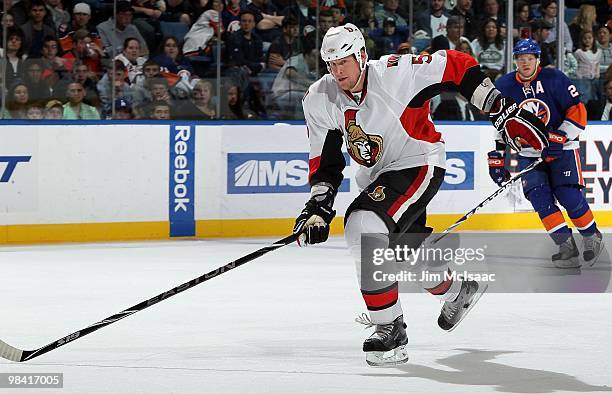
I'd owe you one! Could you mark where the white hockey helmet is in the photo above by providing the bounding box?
[320,23,368,71]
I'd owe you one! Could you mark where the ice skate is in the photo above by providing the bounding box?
[582,232,604,266]
[356,314,409,367]
[552,235,580,268]
[438,280,487,332]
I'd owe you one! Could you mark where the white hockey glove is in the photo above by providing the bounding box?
[293,183,336,246]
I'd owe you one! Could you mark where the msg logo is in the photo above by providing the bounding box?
[228,153,350,194]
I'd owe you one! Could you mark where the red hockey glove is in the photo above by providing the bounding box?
[489,96,548,152]
[542,131,567,163]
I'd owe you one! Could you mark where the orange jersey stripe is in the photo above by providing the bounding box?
[541,211,566,231]
[565,103,587,128]
[574,149,584,186]
[571,209,594,229]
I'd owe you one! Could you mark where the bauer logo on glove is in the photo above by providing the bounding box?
[489,96,548,152]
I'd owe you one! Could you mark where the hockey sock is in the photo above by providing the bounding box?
[554,185,598,235]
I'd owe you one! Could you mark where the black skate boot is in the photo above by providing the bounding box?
[582,231,604,266]
[438,280,487,332]
[552,235,580,268]
[356,314,409,367]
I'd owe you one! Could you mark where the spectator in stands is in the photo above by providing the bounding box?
[227,9,265,93]
[23,58,52,103]
[370,18,408,57]
[97,61,133,108]
[415,0,449,39]
[41,36,69,79]
[44,0,70,35]
[183,0,223,57]
[457,40,475,57]
[477,0,504,29]
[153,36,193,75]
[25,101,44,119]
[352,0,378,34]
[270,32,317,118]
[220,83,255,119]
[148,100,172,119]
[568,5,597,52]
[97,1,149,57]
[449,0,475,40]
[63,81,100,119]
[530,18,555,67]
[178,79,217,119]
[62,29,103,75]
[114,37,147,85]
[21,0,56,57]
[131,60,161,108]
[66,3,94,35]
[10,0,55,29]
[109,98,134,119]
[266,16,300,71]
[539,0,572,52]
[132,0,165,51]
[71,61,101,107]
[147,77,173,105]
[318,10,334,36]
[512,1,531,39]
[597,25,612,79]
[587,79,612,120]
[431,15,472,53]
[281,0,316,35]
[44,99,64,119]
[1,10,16,29]
[161,0,192,25]
[2,28,27,88]
[377,0,408,29]
[1,82,30,119]
[471,17,505,80]
[223,0,243,31]
[330,5,345,27]
[574,30,602,103]
[247,0,284,43]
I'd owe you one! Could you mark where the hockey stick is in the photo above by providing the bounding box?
[431,158,543,244]
[0,233,299,362]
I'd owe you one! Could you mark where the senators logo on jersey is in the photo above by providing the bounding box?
[368,186,386,201]
[344,109,383,167]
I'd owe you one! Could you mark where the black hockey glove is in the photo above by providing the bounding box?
[489,96,548,152]
[293,183,336,246]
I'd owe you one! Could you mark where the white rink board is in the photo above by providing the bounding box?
[0,125,169,225]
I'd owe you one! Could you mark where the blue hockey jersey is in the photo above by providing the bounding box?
[495,67,587,157]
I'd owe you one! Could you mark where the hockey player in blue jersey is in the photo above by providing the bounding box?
[490,39,604,267]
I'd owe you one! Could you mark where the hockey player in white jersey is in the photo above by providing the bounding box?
[293,24,548,366]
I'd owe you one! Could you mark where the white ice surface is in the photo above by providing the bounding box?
[1,237,611,393]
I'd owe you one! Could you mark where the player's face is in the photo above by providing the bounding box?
[515,54,538,79]
[329,54,361,91]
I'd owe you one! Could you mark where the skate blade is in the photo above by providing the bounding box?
[585,243,606,267]
[365,345,409,367]
[445,283,488,333]
[554,256,581,269]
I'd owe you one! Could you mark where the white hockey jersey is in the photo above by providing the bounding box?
[303,50,498,191]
